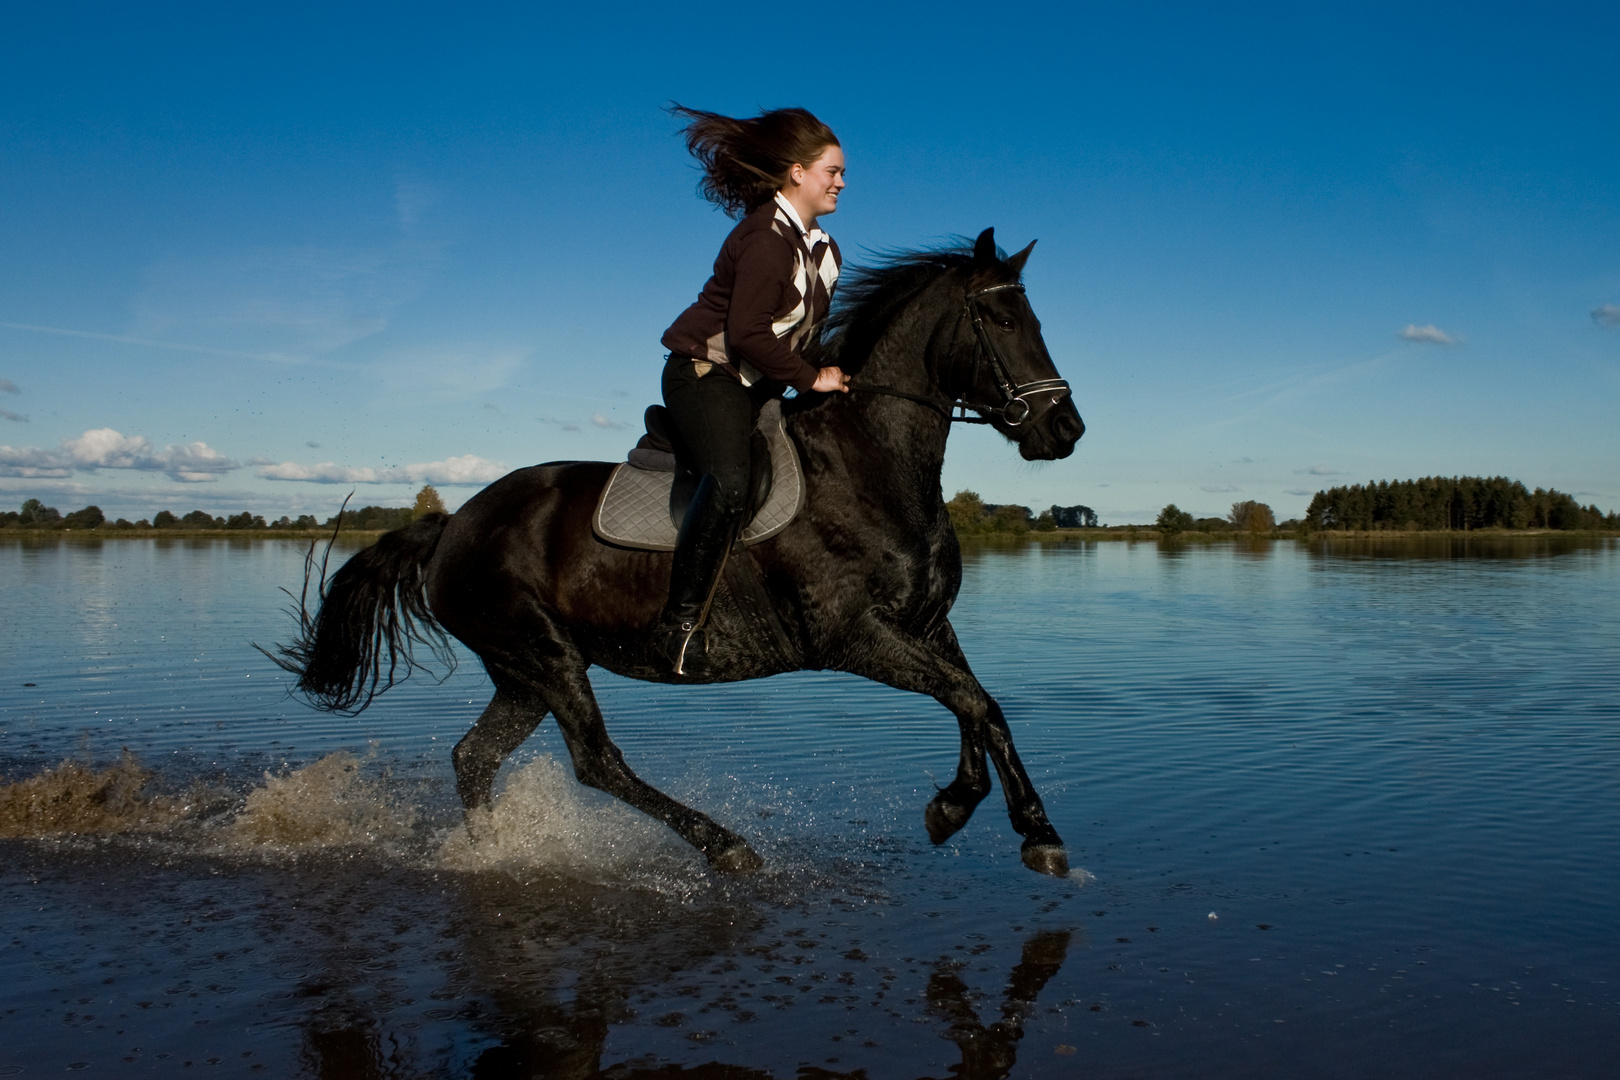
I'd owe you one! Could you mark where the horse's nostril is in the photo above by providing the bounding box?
[1053,412,1083,442]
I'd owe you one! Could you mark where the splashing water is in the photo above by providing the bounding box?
[1,748,705,888]
[0,750,194,837]
[437,755,700,882]
[224,750,417,850]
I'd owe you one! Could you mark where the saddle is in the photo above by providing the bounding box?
[592,398,805,551]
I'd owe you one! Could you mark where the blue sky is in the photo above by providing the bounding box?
[3,1,1617,524]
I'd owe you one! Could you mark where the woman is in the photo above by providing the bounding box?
[655,105,850,675]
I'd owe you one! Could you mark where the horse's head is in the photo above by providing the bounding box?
[951,228,1085,460]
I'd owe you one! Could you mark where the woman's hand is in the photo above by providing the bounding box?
[811,365,850,394]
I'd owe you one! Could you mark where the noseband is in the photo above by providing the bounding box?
[850,281,1073,426]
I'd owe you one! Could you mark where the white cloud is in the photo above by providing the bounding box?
[1400,323,1460,346]
[408,454,507,485]
[1593,304,1620,328]
[1284,488,1316,497]
[257,453,507,486]
[1298,465,1341,476]
[2,428,238,482]
[1200,483,1241,492]
[0,445,74,479]
[590,413,628,429]
[0,379,18,393]
[257,461,390,483]
[62,428,238,482]
[64,428,155,468]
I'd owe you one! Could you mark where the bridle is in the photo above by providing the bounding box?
[849,281,1072,427]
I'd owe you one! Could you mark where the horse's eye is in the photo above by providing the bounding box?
[996,318,1016,332]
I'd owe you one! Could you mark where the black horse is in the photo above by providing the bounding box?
[271,228,1084,876]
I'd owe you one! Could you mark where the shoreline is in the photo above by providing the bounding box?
[0,528,388,541]
[4,526,1616,543]
[966,527,1620,543]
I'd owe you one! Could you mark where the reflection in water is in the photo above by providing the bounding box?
[267,850,1073,1080]
[300,1014,400,1080]
[447,869,761,1079]
[290,910,1072,1080]
[1306,533,1612,561]
[921,931,1071,1080]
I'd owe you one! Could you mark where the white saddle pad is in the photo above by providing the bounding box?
[591,399,805,552]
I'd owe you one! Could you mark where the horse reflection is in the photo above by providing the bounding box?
[920,931,1072,1080]
[440,900,1072,1080]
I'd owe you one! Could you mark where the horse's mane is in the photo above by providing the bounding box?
[811,241,993,375]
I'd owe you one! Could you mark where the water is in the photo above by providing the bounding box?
[2,535,1617,1077]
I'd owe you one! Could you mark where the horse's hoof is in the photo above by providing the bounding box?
[925,796,974,845]
[1020,841,1070,877]
[709,841,764,874]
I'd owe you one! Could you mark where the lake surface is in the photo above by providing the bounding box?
[2,535,1617,1077]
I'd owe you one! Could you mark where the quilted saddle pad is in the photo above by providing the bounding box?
[591,400,805,551]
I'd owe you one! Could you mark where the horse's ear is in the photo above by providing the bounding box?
[972,228,998,266]
[1005,239,1037,279]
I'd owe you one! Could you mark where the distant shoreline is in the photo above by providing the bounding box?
[3,526,1616,543]
[0,528,386,540]
[973,527,1620,542]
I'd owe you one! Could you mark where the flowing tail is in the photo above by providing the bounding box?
[260,512,455,713]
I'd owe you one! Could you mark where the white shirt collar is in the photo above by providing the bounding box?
[774,192,827,248]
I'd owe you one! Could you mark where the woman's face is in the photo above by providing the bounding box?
[789,144,846,219]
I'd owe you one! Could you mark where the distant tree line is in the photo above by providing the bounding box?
[1157,500,1278,535]
[945,492,1099,535]
[1304,477,1616,531]
[0,487,448,532]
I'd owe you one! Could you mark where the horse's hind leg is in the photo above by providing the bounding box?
[453,687,549,813]
[845,617,1067,877]
[513,627,764,873]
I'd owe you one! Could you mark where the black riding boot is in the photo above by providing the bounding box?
[656,473,743,676]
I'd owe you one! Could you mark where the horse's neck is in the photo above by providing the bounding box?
[796,297,957,520]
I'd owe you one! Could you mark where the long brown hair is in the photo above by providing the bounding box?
[669,105,840,219]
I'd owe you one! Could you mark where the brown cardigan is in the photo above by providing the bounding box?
[662,196,841,393]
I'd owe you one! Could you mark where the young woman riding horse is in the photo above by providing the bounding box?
[269,111,1086,876]
[655,106,852,676]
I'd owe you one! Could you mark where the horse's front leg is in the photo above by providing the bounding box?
[842,617,1068,877]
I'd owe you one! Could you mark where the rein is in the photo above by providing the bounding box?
[848,281,1071,427]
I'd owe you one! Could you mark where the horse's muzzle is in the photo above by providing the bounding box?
[1018,398,1084,460]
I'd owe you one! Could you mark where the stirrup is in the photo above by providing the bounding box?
[667,619,707,676]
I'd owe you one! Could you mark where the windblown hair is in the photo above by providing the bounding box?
[670,104,839,218]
